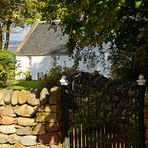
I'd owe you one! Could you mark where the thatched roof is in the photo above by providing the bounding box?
[16,20,68,56]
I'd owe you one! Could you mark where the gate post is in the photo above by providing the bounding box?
[137,75,146,148]
[60,75,70,148]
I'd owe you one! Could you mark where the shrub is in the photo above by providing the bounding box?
[37,66,79,91]
[23,71,32,80]
[0,50,16,88]
[37,66,62,91]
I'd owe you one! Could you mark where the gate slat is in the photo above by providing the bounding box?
[80,124,83,148]
[76,127,79,148]
[73,127,76,148]
[96,128,99,148]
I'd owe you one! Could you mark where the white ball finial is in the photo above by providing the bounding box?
[137,75,146,85]
[60,75,69,86]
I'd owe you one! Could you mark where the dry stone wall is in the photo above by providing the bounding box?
[0,86,62,148]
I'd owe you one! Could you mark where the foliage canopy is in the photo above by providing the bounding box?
[0,0,46,49]
[44,0,148,80]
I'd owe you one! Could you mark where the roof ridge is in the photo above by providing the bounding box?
[38,20,61,24]
[16,20,40,53]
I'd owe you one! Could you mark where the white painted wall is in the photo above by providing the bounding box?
[15,56,30,80]
[31,56,51,80]
[16,55,75,80]
[15,55,105,80]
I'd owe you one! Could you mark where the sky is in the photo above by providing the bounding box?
[10,26,30,41]
[8,26,30,52]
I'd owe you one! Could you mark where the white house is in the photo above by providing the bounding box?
[16,20,101,80]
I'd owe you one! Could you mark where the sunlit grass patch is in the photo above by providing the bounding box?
[7,80,38,90]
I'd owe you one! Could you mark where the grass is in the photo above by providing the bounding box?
[7,80,38,90]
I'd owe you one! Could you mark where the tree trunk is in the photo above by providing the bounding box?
[4,21,12,50]
[0,25,2,50]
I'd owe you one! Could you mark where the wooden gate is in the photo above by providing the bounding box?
[61,72,146,148]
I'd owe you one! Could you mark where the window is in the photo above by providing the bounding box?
[37,72,44,80]
[27,56,32,69]
[88,58,95,69]
[51,56,59,66]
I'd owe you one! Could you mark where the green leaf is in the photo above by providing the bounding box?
[135,1,142,8]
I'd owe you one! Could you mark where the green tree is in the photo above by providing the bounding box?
[0,0,45,50]
[108,0,148,80]
[0,50,16,87]
[44,0,148,80]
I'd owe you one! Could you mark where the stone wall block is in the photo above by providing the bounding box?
[31,123,46,135]
[1,116,16,125]
[17,117,35,126]
[49,87,61,105]
[34,144,51,148]
[0,90,5,105]
[36,113,57,123]
[0,134,8,144]
[4,90,13,105]
[28,93,40,106]
[0,125,16,134]
[44,104,57,113]
[45,122,59,132]
[18,90,30,105]
[11,90,19,105]
[35,105,44,112]
[40,88,49,104]
[3,106,16,117]
[50,145,59,148]
[14,104,35,117]
[16,126,31,135]
[12,143,24,148]
[20,136,37,146]
[26,144,51,148]
[8,134,20,144]
[38,132,60,145]
[0,106,4,116]
[0,144,12,148]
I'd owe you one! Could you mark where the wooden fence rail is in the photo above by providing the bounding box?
[69,125,136,148]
